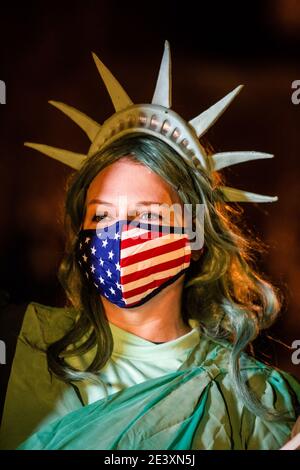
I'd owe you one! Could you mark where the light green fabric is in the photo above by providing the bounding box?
[65,313,202,406]
[1,302,300,450]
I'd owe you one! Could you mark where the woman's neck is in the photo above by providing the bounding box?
[102,275,191,343]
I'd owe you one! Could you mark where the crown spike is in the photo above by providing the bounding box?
[49,100,101,142]
[92,52,133,112]
[24,143,86,170]
[211,151,273,172]
[219,185,278,203]
[151,40,172,108]
[189,85,243,138]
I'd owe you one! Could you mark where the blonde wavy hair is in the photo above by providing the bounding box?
[47,132,292,423]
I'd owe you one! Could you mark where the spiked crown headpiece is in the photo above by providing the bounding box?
[25,41,277,203]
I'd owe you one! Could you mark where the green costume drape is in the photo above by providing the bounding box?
[0,302,299,450]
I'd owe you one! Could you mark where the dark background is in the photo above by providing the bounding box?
[0,0,299,378]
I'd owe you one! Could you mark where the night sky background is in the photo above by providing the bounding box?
[0,0,300,378]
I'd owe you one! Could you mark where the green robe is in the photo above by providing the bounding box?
[1,302,300,450]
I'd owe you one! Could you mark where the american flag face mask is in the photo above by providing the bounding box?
[76,219,192,308]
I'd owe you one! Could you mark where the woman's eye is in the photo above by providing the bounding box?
[92,212,162,222]
[92,214,109,222]
[140,212,162,221]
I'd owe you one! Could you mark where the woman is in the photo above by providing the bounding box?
[1,42,300,450]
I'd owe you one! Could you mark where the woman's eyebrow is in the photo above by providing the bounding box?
[88,199,114,206]
[88,198,166,206]
[136,201,166,206]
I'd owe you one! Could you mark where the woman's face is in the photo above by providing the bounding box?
[83,156,185,230]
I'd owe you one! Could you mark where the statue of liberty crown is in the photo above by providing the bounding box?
[24,40,277,203]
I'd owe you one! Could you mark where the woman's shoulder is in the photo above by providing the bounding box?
[19,301,78,350]
[200,330,296,372]
[189,333,300,448]
[198,332,300,410]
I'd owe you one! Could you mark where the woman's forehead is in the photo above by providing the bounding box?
[86,158,181,205]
